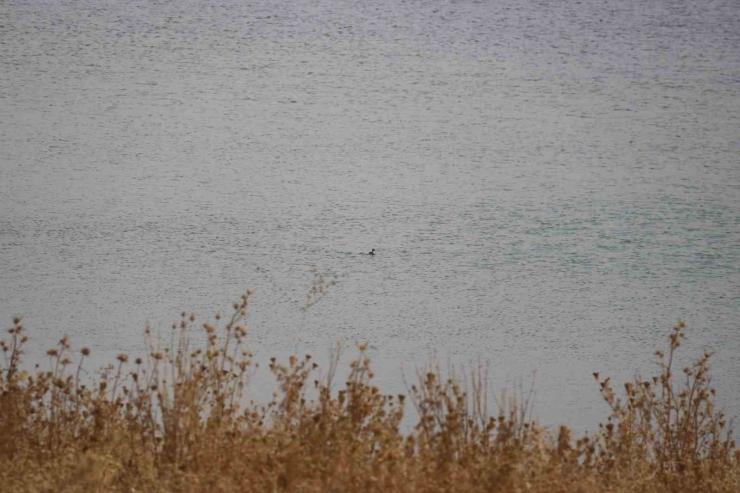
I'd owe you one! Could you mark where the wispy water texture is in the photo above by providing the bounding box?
[1,0,739,432]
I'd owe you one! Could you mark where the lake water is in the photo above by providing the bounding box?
[1,0,739,434]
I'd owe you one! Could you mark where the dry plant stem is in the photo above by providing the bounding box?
[1,304,737,493]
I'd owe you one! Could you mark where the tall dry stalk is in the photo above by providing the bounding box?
[1,299,738,493]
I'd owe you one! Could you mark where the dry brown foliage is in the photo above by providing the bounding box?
[1,295,738,493]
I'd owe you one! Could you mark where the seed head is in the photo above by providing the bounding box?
[81,347,90,356]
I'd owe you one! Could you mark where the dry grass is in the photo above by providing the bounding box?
[1,292,738,493]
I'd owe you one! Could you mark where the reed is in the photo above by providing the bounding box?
[1,294,737,492]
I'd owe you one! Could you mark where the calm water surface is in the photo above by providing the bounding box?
[1,0,739,433]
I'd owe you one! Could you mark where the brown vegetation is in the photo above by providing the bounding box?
[1,292,738,493]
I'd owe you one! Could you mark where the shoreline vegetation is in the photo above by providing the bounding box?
[1,290,738,493]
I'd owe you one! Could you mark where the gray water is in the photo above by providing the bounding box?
[1,0,739,434]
